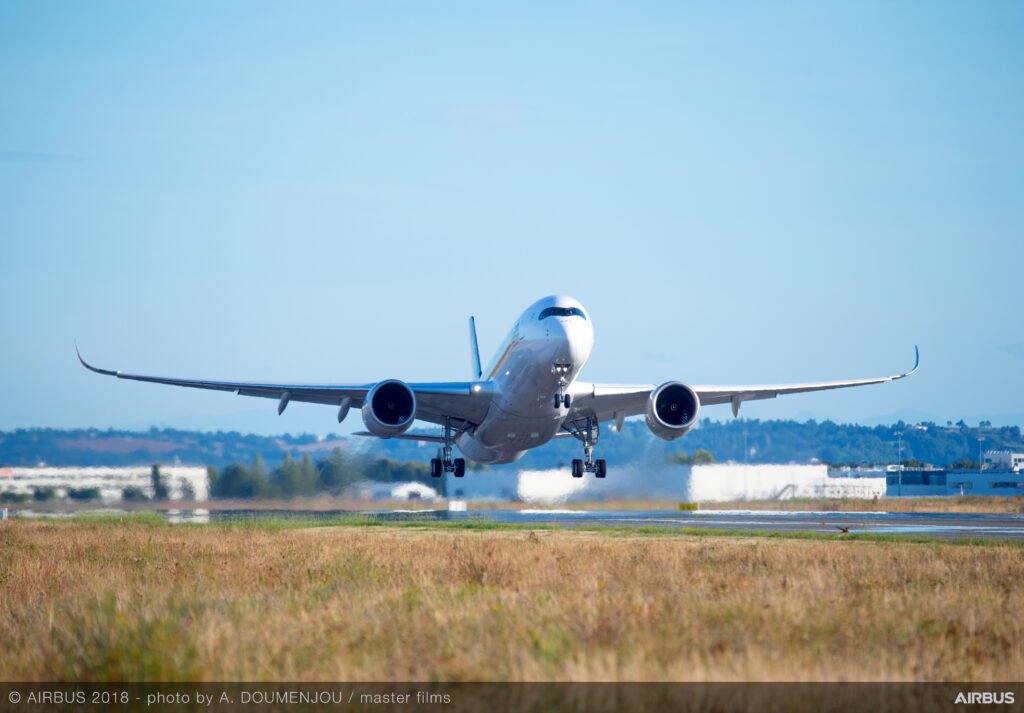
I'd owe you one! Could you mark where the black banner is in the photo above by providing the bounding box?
[0,683,1019,713]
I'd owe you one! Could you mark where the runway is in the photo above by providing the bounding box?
[13,506,1024,540]
[196,507,1024,540]
[449,509,1024,540]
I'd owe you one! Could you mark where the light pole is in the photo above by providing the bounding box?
[895,429,904,497]
[978,435,986,472]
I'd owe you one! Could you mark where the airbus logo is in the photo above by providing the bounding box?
[954,691,1015,705]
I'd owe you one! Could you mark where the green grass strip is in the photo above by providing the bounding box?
[30,511,1024,547]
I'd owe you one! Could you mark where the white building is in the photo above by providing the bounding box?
[683,464,885,502]
[983,450,1024,472]
[448,463,884,503]
[0,466,209,502]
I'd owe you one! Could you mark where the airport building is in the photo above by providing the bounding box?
[447,463,885,503]
[944,469,1024,496]
[852,463,1024,497]
[448,459,1024,503]
[0,466,210,503]
[982,450,1024,472]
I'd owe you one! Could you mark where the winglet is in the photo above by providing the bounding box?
[76,343,119,377]
[896,345,920,380]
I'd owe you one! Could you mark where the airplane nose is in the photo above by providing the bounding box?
[545,318,571,344]
[549,318,592,365]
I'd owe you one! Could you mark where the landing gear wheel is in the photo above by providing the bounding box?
[563,394,571,408]
[430,458,443,478]
[554,394,562,409]
[454,458,466,478]
[567,416,606,478]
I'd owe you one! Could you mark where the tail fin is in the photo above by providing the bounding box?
[468,316,482,379]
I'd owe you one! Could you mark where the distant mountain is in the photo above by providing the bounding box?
[2,418,1020,471]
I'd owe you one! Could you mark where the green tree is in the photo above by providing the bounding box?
[272,454,318,498]
[693,448,716,464]
[122,486,149,502]
[668,450,716,465]
[317,448,360,493]
[947,457,980,470]
[298,454,318,495]
[179,478,196,502]
[206,466,219,496]
[32,487,57,502]
[210,461,271,498]
[151,464,170,500]
[252,454,268,481]
[273,454,298,497]
[68,487,101,501]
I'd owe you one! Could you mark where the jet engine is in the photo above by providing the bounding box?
[361,380,417,438]
[645,381,700,440]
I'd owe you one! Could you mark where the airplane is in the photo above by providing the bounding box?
[78,295,919,479]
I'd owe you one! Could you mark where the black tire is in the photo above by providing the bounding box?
[571,459,584,478]
[595,459,607,478]
[454,458,466,478]
[430,458,443,478]
[564,394,572,408]
[553,394,561,409]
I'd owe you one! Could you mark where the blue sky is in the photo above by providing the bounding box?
[1,1,1022,435]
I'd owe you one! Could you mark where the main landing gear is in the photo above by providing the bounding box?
[566,416,607,478]
[430,416,466,478]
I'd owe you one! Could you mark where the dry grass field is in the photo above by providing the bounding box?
[1,517,1022,682]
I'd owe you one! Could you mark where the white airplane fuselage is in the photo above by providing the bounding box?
[456,295,593,464]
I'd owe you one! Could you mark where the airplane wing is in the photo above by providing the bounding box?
[569,347,919,424]
[76,348,492,427]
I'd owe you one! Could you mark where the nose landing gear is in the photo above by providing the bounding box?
[553,391,571,409]
[430,417,467,478]
[552,362,572,409]
[566,416,607,478]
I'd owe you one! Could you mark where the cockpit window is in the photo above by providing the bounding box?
[539,307,587,320]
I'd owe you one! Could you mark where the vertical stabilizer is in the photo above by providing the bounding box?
[468,316,482,379]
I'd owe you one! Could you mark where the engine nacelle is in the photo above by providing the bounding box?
[361,379,417,438]
[645,381,700,440]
